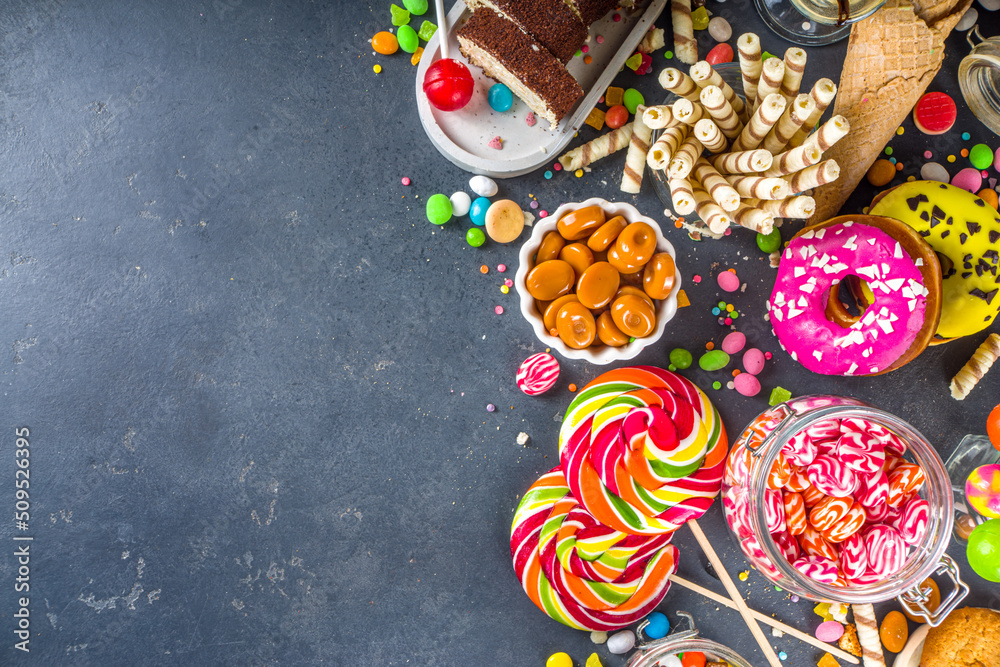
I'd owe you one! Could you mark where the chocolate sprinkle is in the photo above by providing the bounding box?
[968,221,982,235]
[906,196,921,212]
[919,211,930,222]
[929,217,941,228]
[975,199,985,207]
[990,231,1000,244]
[960,233,968,244]
[932,205,946,220]
[963,272,973,279]
[941,230,951,238]
[918,230,931,237]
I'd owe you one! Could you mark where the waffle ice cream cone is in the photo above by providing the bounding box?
[810,0,971,223]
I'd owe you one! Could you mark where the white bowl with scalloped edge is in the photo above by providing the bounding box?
[514,198,682,365]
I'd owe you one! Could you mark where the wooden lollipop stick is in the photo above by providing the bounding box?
[688,519,783,667]
[669,574,860,665]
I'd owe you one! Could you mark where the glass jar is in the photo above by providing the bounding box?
[721,395,968,625]
[959,28,1000,136]
[626,612,753,667]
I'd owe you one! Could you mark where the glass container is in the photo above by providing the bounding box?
[626,612,753,667]
[959,27,1000,136]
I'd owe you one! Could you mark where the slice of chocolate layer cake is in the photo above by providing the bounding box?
[464,0,587,63]
[458,9,583,128]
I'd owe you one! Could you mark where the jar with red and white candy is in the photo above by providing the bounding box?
[722,396,967,623]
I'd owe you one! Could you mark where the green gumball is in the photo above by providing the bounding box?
[967,518,1000,582]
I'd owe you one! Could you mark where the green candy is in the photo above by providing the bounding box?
[768,386,792,406]
[466,227,486,247]
[967,518,1000,582]
[699,349,730,371]
[756,228,782,254]
[691,6,710,30]
[969,143,993,170]
[403,0,427,15]
[712,381,722,390]
[417,20,437,42]
[397,25,418,53]
[625,53,642,71]
[390,4,410,26]
[426,194,452,225]
[623,88,644,115]
[669,348,693,370]
[762,51,776,60]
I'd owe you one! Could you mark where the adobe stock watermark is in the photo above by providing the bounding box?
[12,427,32,653]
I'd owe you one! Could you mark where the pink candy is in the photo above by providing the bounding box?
[792,556,839,584]
[718,270,740,292]
[773,529,802,562]
[516,352,560,396]
[734,372,761,397]
[815,621,845,643]
[764,488,786,533]
[864,524,907,577]
[722,332,746,354]
[839,533,868,580]
[834,432,886,475]
[892,496,929,545]
[742,348,765,375]
[856,470,890,508]
[783,432,818,467]
[806,455,858,497]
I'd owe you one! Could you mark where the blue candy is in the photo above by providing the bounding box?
[644,611,669,639]
[470,197,491,226]
[488,83,514,113]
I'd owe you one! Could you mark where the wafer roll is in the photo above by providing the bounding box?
[754,57,784,112]
[763,144,822,177]
[691,181,732,234]
[693,118,727,153]
[784,159,839,193]
[708,149,773,174]
[852,604,886,667]
[646,124,688,170]
[672,98,705,126]
[789,79,837,147]
[731,93,785,153]
[762,94,815,154]
[669,176,696,215]
[690,61,747,121]
[558,123,634,171]
[700,85,743,140]
[667,134,704,179]
[678,215,726,240]
[659,67,701,102]
[642,105,678,130]
[801,115,851,154]
[670,0,698,65]
[692,159,741,211]
[737,33,762,107]
[780,48,807,101]
[732,202,775,234]
[951,333,1000,400]
[743,196,816,219]
[725,175,790,199]
[621,107,652,194]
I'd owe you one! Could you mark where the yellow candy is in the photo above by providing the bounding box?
[411,46,424,66]
[817,653,840,667]
[547,652,574,667]
[814,602,833,621]
[585,107,606,131]
[605,86,624,107]
[586,654,604,667]
[691,6,710,30]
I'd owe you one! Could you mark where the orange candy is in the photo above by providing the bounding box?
[809,495,852,532]
[611,294,656,337]
[988,403,1000,451]
[371,31,399,55]
[879,610,908,653]
[901,578,940,622]
[643,252,676,300]
[557,205,606,240]
[587,215,628,251]
[526,260,575,301]
[817,653,840,667]
[543,295,580,334]
[978,188,999,210]
[767,451,792,490]
[576,262,620,309]
[783,490,808,535]
[802,483,826,507]
[615,285,654,309]
[537,231,566,263]
[614,221,657,266]
[558,243,595,278]
[681,652,706,667]
[555,302,596,349]
[607,244,646,274]
[596,311,630,347]
[822,502,866,543]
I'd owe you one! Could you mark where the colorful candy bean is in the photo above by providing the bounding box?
[806,455,858,497]
[863,524,907,577]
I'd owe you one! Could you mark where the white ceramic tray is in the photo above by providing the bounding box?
[415,0,668,178]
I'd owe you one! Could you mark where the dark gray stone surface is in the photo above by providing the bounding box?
[0,0,997,664]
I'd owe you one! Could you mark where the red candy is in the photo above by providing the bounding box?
[807,455,858,497]
[839,533,868,580]
[765,488,786,533]
[783,490,808,535]
[864,524,907,577]
[423,58,475,111]
[809,495,852,532]
[892,496,929,545]
[705,43,734,65]
[773,529,802,562]
[864,501,890,523]
[823,502,866,543]
[856,470,889,509]
[784,433,818,467]
[913,91,957,135]
[835,432,886,475]
[516,352,560,396]
[792,556,839,584]
[605,104,629,130]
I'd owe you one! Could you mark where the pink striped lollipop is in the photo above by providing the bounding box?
[516,352,560,396]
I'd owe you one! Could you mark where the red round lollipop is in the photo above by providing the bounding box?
[913,92,956,135]
[423,58,474,112]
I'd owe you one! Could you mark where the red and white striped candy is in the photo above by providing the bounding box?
[516,353,560,396]
[823,502,866,543]
[792,556,839,584]
[881,431,908,456]
[783,490,808,535]
[725,444,751,487]
[849,570,885,586]
[740,535,781,578]
[724,487,753,539]
[855,470,889,509]
[806,418,841,443]
[773,529,802,563]
[765,488,786,534]
[864,524,907,577]
[892,496,929,546]
[806,455,858,498]
[839,533,868,580]
[767,451,792,490]
[834,432,885,475]
[809,495,853,532]
[786,465,811,492]
[864,502,890,523]
[887,463,925,507]
[783,432,818,467]
[798,524,838,560]
[840,417,874,435]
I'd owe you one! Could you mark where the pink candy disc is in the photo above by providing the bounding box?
[718,270,740,292]
[722,331,746,354]
[839,533,868,580]
[892,496,929,545]
[773,529,802,562]
[863,524,907,577]
[856,470,890,509]
[864,501,890,523]
[734,372,761,397]
[764,488,786,533]
[742,347,765,375]
[516,353,560,396]
[806,455,858,497]
[805,419,841,445]
[792,556,839,584]
[783,432,818,467]
[815,621,845,643]
[834,432,886,475]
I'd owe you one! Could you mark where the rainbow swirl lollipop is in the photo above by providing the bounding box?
[559,366,728,535]
[511,467,679,631]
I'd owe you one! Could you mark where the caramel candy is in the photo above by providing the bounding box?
[543,294,580,334]
[556,301,597,349]
[536,231,566,263]
[616,285,654,309]
[558,243,595,278]
[586,215,628,252]
[611,294,656,337]
[607,245,646,274]
[901,578,940,622]
[525,260,575,301]
[576,262,620,309]
[614,221,657,266]
[485,199,525,243]
[597,311,630,347]
[557,205,606,240]
[643,253,676,300]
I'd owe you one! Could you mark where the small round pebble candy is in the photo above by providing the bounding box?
[589,630,608,645]
[951,167,983,192]
[699,349,730,371]
[866,159,896,186]
[879,610,908,653]
[397,24,419,53]
[670,347,693,369]
[816,620,845,643]
[623,88,644,114]
[708,16,733,41]
[450,191,471,217]
[546,652,573,667]
[919,161,950,183]
[644,611,670,639]
[969,143,993,169]
[705,43,734,65]
[488,83,514,112]
[734,372,761,396]
[469,196,491,226]
[957,6,979,29]
[470,174,499,197]
[426,193,453,224]
[743,347,765,375]
[967,519,1000,582]
[756,227,781,253]
[607,630,635,654]
[913,92,956,134]
[372,31,399,55]
[486,403,496,412]
[485,199,525,243]
[722,331,746,354]
[717,270,740,292]
[466,227,486,247]
[403,0,428,14]
[606,104,629,129]
[658,656,683,667]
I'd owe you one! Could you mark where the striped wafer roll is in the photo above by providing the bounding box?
[659,68,701,102]
[784,159,839,193]
[737,33,762,107]
[732,202,775,234]
[761,93,815,154]
[690,61,747,121]
[692,159,740,211]
[763,144,822,177]
[669,176,696,215]
[646,125,688,170]
[789,79,837,147]
[700,86,743,140]
[559,123,634,171]
[852,604,886,667]
[691,182,732,234]
[754,57,784,112]
[950,333,1000,400]
[621,107,652,194]
[642,105,678,130]
[780,48,807,101]
[693,118,727,153]
[725,175,790,199]
[670,0,698,65]
[667,134,703,179]
[801,115,851,154]
[731,93,785,153]
[672,98,705,126]
[678,215,725,240]
[708,149,773,174]
[743,196,816,219]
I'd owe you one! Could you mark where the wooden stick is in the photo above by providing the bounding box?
[687,520,783,667]
[669,574,861,665]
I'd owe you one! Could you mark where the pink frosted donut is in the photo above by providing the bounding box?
[769,217,936,376]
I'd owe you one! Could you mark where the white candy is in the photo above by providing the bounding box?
[449,191,471,217]
[956,6,978,29]
[920,162,950,183]
[607,629,635,654]
[658,656,683,667]
[708,16,732,42]
[589,630,608,644]
[469,175,498,197]
[978,0,999,11]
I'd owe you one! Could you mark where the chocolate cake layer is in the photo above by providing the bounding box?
[465,0,587,64]
[566,0,621,25]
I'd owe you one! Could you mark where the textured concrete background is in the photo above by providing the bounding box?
[0,0,997,664]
